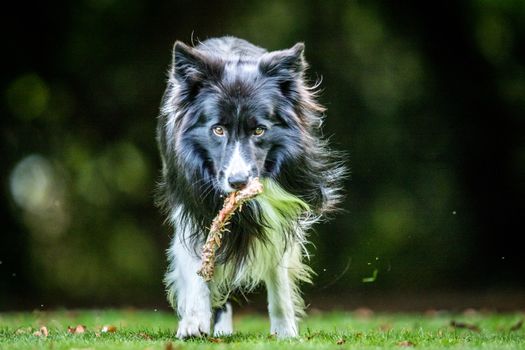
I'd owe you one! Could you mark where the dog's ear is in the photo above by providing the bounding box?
[170,41,222,98]
[259,43,307,99]
[172,41,204,81]
[259,43,306,76]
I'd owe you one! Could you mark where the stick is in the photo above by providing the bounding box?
[197,177,263,281]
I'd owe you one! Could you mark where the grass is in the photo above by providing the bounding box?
[0,308,524,349]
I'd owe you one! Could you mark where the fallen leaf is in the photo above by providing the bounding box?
[510,319,523,331]
[68,325,86,334]
[450,320,480,332]
[209,337,223,343]
[33,326,48,337]
[101,325,117,333]
[139,332,152,340]
[336,338,346,345]
[398,340,415,347]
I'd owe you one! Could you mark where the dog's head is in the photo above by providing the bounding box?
[164,41,315,194]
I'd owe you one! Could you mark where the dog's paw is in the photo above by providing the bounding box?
[176,315,211,339]
[213,303,233,336]
[270,318,298,338]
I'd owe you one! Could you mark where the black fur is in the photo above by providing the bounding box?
[156,37,345,267]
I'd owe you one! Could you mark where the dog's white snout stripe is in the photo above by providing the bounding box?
[226,143,251,176]
[223,143,251,190]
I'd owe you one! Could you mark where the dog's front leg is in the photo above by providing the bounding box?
[166,235,212,339]
[265,263,299,338]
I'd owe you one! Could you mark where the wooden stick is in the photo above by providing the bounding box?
[197,177,263,281]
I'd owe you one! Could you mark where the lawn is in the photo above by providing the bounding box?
[0,309,523,349]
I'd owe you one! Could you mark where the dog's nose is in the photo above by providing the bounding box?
[228,174,249,190]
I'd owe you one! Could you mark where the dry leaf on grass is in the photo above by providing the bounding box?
[336,338,346,345]
[139,332,152,340]
[67,325,86,334]
[33,326,48,337]
[101,325,117,333]
[398,340,415,347]
[208,337,224,343]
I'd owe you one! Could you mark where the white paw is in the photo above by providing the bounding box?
[213,303,233,336]
[270,318,298,338]
[176,314,211,339]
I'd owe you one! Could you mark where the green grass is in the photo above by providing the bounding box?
[0,309,524,349]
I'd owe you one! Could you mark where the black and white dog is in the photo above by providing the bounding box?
[156,36,345,338]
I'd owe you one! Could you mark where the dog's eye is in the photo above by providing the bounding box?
[213,126,225,136]
[253,126,266,136]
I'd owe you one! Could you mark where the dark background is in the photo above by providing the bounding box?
[1,0,524,311]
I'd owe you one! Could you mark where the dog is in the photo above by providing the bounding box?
[156,36,345,338]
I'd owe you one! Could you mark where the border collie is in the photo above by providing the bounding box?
[156,36,345,338]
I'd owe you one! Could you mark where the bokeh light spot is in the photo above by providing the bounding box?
[10,155,55,213]
[6,74,50,120]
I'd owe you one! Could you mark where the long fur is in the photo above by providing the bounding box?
[156,36,345,337]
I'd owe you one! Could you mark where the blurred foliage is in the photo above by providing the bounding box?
[1,0,524,309]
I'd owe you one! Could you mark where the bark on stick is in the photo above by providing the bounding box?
[197,177,263,281]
